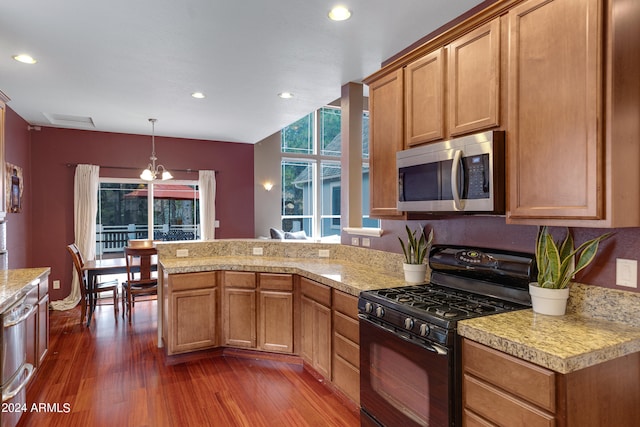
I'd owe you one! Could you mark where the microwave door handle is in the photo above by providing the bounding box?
[451,149,463,210]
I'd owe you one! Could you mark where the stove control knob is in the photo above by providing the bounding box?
[375,306,385,318]
[404,318,414,330]
[364,302,373,313]
[419,324,430,337]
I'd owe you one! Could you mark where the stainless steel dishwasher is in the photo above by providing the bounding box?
[1,295,36,427]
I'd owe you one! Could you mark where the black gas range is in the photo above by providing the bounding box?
[358,245,536,427]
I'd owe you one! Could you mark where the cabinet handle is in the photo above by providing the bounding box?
[451,149,464,211]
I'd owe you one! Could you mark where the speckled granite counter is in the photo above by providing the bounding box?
[159,255,408,296]
[0,268,51,312]
[458,283,640,374]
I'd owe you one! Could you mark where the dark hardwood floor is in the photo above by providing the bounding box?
[19,300,360,427]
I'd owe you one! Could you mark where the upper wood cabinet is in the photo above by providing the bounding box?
[506,0,640,226]
[447,18,500,137]
[404,18,501,147]
[366,68,405,219]
[404,48,445,145]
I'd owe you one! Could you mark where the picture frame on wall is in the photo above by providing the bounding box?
[6,162,23,213]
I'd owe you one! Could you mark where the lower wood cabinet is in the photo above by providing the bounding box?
[300,277,332,379]
[332,290,360,404]
[165,271,218,355]
[462,338,640,426]
[223,271,294,354]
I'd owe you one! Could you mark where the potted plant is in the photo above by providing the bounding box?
[531,226,611,315]
[399,225,434,283]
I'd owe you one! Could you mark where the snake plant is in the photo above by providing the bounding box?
[535,226,612,289]
[399,225,433,265]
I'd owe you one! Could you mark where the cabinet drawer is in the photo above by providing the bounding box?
[223,271,256,289]
[333,355,360,404]
[39,277,49,298]
[463,339,555,412]
[259,273,293,291]
[334,311,359,344]
[334,332,359,368]
[464,374,554,427]
[332,290,358,318]
[300,278,331,306]
[170,271,217,291]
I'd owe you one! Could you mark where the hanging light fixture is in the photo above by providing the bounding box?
[140,118,173,181]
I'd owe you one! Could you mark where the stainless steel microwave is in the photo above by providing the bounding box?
[397,130,505,213]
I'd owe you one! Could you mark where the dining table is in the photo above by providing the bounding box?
[82,255,157,326]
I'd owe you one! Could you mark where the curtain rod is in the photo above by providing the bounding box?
[65,163,216,174]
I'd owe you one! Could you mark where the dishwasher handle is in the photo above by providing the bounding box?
[2,363,35,403]
[4,303,36,329]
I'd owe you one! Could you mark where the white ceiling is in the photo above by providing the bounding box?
[0,0,483,144]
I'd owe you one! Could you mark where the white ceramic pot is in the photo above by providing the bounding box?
[528,282,570,316]
[403,263,427,284]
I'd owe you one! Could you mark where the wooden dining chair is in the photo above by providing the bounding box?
[122,245,158,322]
[67,244,119,324]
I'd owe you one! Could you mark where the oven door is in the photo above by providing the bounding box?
[359,316,454,427]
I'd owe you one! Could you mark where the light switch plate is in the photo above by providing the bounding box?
[53,280,60,290]
[319,249,330,258]
[616,258,637,288]
[253,247,264,256]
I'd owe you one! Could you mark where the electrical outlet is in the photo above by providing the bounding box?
[616,259,637,288]
[253,247,264,256]
[362,237,371,247]
[351,237,359,246]
[176,249,189,257]
[52,280,60,290]
[319,249,330,258]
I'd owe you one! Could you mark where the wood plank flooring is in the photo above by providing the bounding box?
[18,300,360,427]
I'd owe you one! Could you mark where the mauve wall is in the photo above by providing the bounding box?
[29,125,254,300]
[362,217,640,293]
[4,108,31,267]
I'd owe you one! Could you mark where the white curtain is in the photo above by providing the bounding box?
[199,170,216,240]
[51,164,100,311]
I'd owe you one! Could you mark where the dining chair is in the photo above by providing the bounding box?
[122,245,158,322]
[67,244,119,324]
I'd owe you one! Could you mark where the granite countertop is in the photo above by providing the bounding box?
[0,267,51,312]
[160,256,408,296]
[458,309,640,374]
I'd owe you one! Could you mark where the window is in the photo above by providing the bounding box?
[96,179,200,258]
[280,106,378,240]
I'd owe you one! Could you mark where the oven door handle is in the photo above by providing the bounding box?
[360,315,448,356]
[4,303,36,328]
[2,363,35,403]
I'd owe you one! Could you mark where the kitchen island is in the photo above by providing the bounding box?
[0,267,51,312]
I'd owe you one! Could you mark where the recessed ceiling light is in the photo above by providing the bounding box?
[12,54,37,64]
[328,6,351,21]
[191,92,206,99]
[278,92,294,99]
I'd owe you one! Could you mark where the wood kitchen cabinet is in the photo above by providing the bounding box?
[26,276,49,369]
[462,338,640,426]
[258,273,294,353]
[405,17,500,147]
[366,68,405,219]
[300,277,332,379]
[332,290,360,404]
[223,271,294,353]
[164,271,218,355]
[507,0,640,226]
[223,271,257,349]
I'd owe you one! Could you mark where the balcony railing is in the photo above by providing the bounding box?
[96,224,200,255]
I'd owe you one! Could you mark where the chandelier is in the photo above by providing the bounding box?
[140,118,173,181]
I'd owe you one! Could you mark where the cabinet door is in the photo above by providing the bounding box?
[170,287,218,354]
[405,48,445,145]
[507,0,601,220]
[313,302,332,379]
[448,18,500,136]
[258,290,293,353]
[368,68,405,218]
[224,288,256,348]
[300,295,314,364]
[37,294,49,365]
